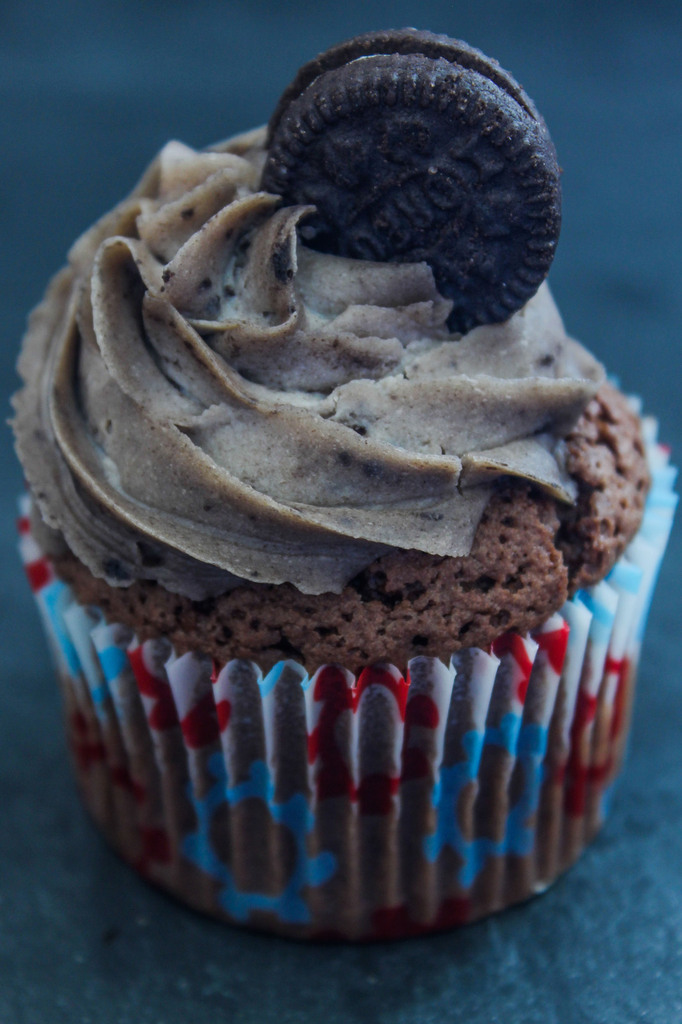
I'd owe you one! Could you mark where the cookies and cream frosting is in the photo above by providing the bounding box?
[13,127,604,597]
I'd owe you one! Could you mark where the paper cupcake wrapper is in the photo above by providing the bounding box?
[17,423,676,940]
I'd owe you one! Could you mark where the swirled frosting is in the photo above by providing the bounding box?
[13,127,604,598]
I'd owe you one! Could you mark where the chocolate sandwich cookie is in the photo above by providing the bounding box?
[267,28,543,138]
[262,30,561,333]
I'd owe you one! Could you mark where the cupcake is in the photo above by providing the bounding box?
[12,29,676,939]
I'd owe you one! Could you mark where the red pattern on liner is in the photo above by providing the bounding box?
[610,658,630,741]
[491,633,534,702]
[70,710,107,771]
[401,691,440,782]
[536,622,570,674]
[357,774,400,815]
[356,664,408,720]
[25,557,51,593]
[111,764,145,804]
[587,760,612,787]
[604,655,624,676]
[356,665,407,814]
[135,826,172,873]
[371,897,471,938]
[180,689,220,749]
[564,689,598,816]
[128,646,178,731]
[16,515,30,535]
[216,699,231,732]
[309,666,355,800]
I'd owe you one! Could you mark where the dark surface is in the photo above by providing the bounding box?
[1,2,681,1022]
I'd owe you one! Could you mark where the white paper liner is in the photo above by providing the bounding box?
[17,431,677,940]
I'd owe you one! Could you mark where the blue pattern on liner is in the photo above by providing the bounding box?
[259,661,286,698]
[183,753,336,924]
[97,645,129,684]
[607,560,643,595]
[62,604,110,715]
[41,580,80,677]
[484,711,523,756]
[576,587,617,644]
[506,723,549,857]
[425,721,549,884]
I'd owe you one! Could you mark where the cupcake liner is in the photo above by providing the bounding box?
[17,429,677,940]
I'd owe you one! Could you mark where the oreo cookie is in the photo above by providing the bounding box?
[261,31,561,333]
[267,28,543,140]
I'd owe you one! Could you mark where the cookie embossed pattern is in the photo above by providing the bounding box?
[262,28,561,333]
[12,29,677,939]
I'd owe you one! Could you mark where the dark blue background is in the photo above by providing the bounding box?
[1,2,681,1022]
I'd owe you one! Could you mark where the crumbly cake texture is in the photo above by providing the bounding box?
[52,382,648,672]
